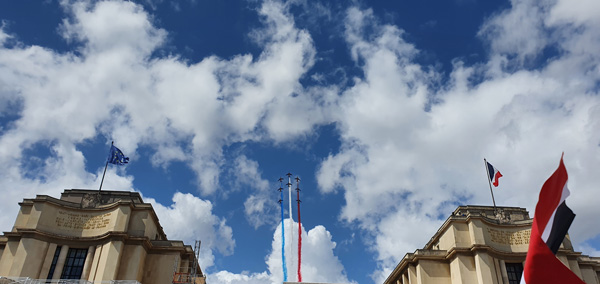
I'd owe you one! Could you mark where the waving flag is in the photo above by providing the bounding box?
[486,161,503,187]
[108,145,129,165]
[522,156,584,284]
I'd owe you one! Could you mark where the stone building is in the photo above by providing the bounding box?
[384,205,600,284]
[0,189,205,284]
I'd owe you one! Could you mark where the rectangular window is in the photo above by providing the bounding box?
[46,245,62,280]
[506,262,524,284]
[60,248,88,279]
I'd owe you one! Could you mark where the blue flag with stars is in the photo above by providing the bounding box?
[108,145,129,165]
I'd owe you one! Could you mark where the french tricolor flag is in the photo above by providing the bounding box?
[522,156,584,284]
[486,161,503,187]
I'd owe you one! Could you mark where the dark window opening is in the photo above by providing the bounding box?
[60,248,88,279]
[46,245,62,280]
[506,262,524,284]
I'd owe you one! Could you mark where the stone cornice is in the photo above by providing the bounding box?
[384,241,586,284]
[16,194,168,240]
[424,207,532,250]
[2,228,194,256]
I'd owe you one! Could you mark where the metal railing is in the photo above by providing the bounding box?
[0,277,141,284]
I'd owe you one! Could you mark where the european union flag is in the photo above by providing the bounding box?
[108,145,129,165]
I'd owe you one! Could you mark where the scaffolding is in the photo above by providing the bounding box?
[172,241,204,284]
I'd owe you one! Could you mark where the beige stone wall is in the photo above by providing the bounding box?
[437,223,472,251]
[473,251,500,284]
[438,225,455,250]
[128,210,159,239]
[417,260,451,284]
[453,223,471,248]
[0,240,18,276]
[407,265,417,284]
[449,254,476,284]
[436,218,531,253]
[116,244,147,281]
[6,238,49,278]
[91,241,124,281]
[12,205,32,231]
[37,243,57,279]
[581,265,599,284]
[0,191,203,283]
[382,206,600,284]
[482,225,530,253]
[32,203,124,238]
[143,253,180,284]
[468,219,486,245]
[568,258,584,279]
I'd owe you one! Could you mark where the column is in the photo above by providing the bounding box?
[499,259,509,284]
[402,273,409,284]
[0,241,18,276]
[52,245,69,280]
[116,245,147,281]
[474,251,499,284]
[93,241,124,281]
[38,243,58,279]
[81,245,96,280]
[407,264,419,284]
[88,244,103,281]
[450,255,477,284]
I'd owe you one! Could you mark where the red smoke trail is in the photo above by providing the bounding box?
[296,178,302,282]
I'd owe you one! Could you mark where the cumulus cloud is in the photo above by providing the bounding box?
[478,0,550,63]
[2,0,600,282]
[208,271,271,284]
[146,192,235,270]
[315,1,600,281]
[209,220,353,284]
[0,0,324,275]
[0,0,324,204]
[0,140,135,231]
[229,155,278,229]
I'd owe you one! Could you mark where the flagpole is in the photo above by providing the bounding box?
[484,158,497,214]
[99,141,113,192]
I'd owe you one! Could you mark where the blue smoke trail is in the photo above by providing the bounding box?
[281,189,287,282]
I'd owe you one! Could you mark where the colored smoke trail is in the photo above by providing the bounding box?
[296,179,302,282]
[279,182,287,281]
[287,174,294,280]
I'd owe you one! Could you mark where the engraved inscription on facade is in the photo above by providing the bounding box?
[55,211,112,230]
[487,228,531,245]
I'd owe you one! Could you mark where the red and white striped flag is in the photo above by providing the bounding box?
[522,155,584,283]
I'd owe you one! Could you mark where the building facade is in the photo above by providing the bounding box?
[384,205,600,284]
[0,189,205,284]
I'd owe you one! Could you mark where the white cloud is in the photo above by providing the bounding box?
[2,0,600,282]
[0,139,135,232]
[314,1,600,280]
[59,0,167,55]
[0,0,331,276]
[208,271,271,284]
[478,0,550,62]
[547,0,600,26]
[0,0,323,197]
[229,155,278,229]
[210,220,353,284]
[0,21,10,45]
[147,192,235,270]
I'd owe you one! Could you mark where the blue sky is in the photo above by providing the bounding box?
[1,0,600,283]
